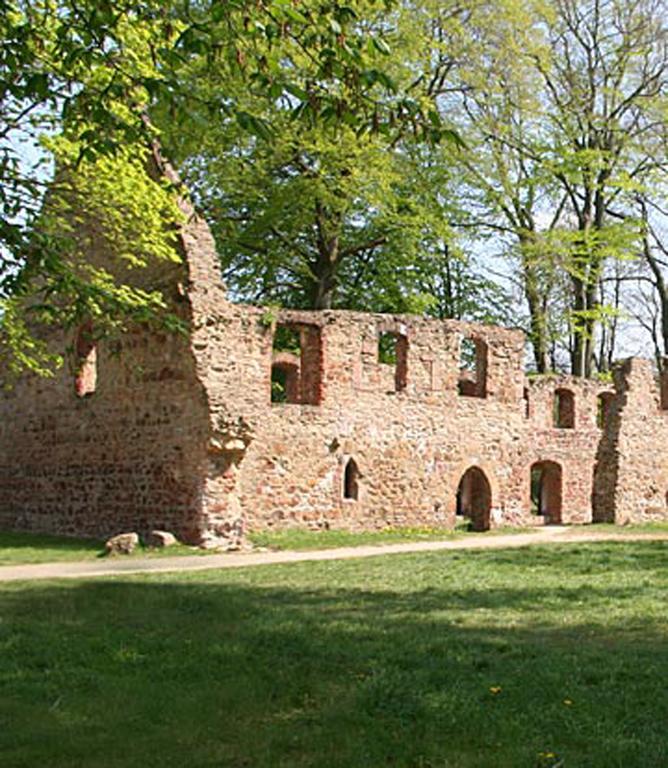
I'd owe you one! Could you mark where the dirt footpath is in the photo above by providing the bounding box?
[1,526,667,583]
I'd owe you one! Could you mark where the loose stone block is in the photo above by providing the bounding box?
[145,530,178,548]
[105,533,139,555]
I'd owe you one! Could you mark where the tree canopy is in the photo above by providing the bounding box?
[2,0,668,380]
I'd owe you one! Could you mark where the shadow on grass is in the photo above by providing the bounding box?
[0,531,102,550]
[1,542,668,768]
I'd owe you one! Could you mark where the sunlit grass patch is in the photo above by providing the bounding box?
[248,524,532,551]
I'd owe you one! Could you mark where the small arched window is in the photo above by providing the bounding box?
[343,458,360,501]
[554,388,575,429]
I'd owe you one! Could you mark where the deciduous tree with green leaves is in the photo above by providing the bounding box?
[2,0,435,376]
[155,0,478,316]
[423,0,668,376]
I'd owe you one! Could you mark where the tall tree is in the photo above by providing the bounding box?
[428,0,668,376]
[1,0,421,374]
[156,0,470,314]
[627,194,668,368]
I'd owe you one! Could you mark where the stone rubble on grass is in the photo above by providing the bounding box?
[199,535,252,553]
[105,532,139,555]
[145,530,178,548]
[199,518,248,552]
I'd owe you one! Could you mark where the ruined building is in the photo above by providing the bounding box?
[2,162,668,544]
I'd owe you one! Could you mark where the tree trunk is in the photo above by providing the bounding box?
[525,272,550,373]
[570,218,602,379]
[308,202,341,310]
[308,265,337,309]
[642,230,668,358]
[570,273,587,377]
[570,281,599,378]
[520,236,551,373]
[661,291,668,359]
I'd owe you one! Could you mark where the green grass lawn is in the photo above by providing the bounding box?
[246,521,668,551]
[0,531,201,566]
[0,531,106,564]
[2,541,668,767]
[572,521,668,535]
[248,524,538,551]
[247,525,466,551]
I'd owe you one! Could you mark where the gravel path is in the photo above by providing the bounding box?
[1,526,667,583]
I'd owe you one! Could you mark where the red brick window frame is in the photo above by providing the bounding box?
[271,355,301,404]
[270,322,323,405]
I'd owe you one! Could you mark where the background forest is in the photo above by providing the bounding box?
[2,0,667,379]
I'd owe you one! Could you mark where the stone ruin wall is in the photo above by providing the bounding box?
[0,325,211,541]
[526,375,610,526]
[3,175,668,540]
[593,358,668,524]
[195,300,623,536]
[0,164,228,543]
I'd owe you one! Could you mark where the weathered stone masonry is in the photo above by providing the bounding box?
[2,180,668,542]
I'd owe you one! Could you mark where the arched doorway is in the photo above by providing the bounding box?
[530,461,562,523]
[456,467,492,531]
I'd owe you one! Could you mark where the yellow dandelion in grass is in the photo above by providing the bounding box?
[563,699,573,706]
[537,751,564,767]
[489,686,502,695]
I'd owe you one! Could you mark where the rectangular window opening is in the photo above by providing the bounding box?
[660,370,668,410]
[554,389,575,428]
[597,392,614,429]
[378,331,408,392]
[458,336,487,398]
[271,323,322,405]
